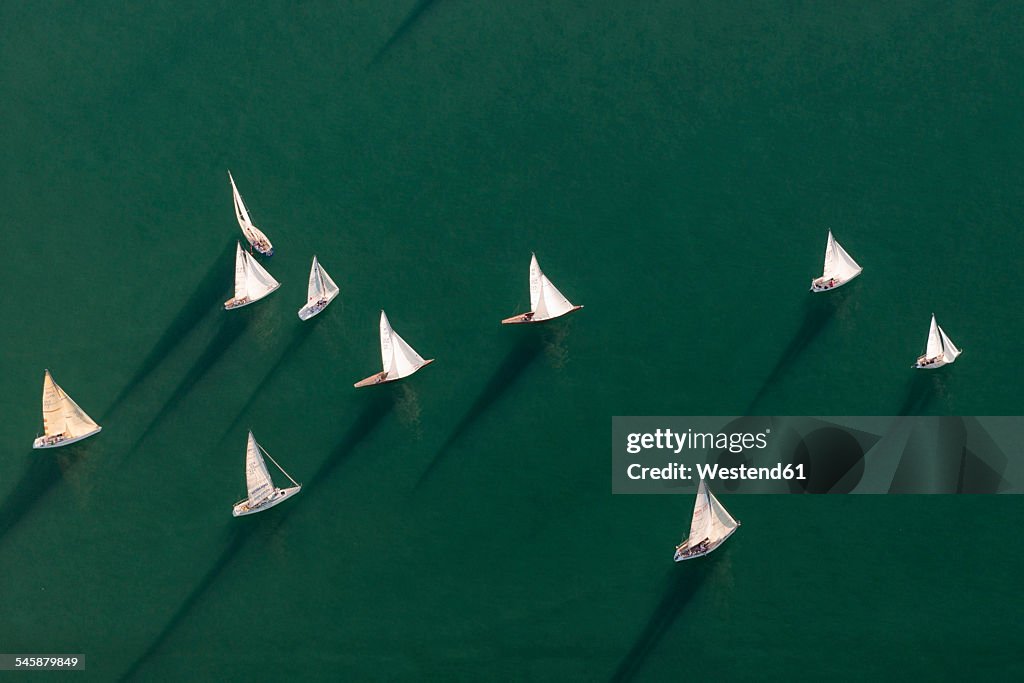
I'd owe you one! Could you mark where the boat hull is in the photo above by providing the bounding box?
[33,426,102,450]
[224,283,281,310]
[914,355,953,369]
[298,291,339,321]
[501,305,584,324]
[354,359,435,388]
[232,485,301,517]
[240,225,274,256]
[810,273,860,292]
[673,524,740,562]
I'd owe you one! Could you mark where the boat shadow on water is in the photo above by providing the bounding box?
[608,559,717,683]
[103,240,236,422]
[212,321,320,449]
[745,292,845,414]
[369,0,441,65]
[0,446,89,545]
[119,394,395,680]
[413,333,544,490]
[896,372,938,416]
[123,314,251,459]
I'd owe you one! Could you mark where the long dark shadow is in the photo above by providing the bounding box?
[414,334,543,490]
[119,396,394,680]
[118,523,257,681]
[370,0,440,65]
[213,322,319,450]
[609,561,713,683]
[104,240,235,421]
[746,294,842,414]
[0,451,72,544]
[126,314,250,456]
[896,372,935,416]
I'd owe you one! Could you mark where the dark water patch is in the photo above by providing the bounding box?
[746,294,841,414]
[125,314,250,457]
[608,560,713,683]
[370,0,440,65]
[118,522,258,681]
[0,446,87,545]
[214,322,318,449]
[414,334,543,489]
[896,372,935,416]
[304,392,395,495]
[103,240,235,421]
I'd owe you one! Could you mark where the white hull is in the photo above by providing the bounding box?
[232,485,301,517]
[502,305,584,325]
[224,282,281,310]
[298,291,339,321]
[914,355,952,369]
[810,273,860,292]
[673,524,739,562]
[33,426,102,450]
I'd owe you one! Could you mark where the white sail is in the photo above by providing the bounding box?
[938,324,961,362]
[229,171,253,227]
[306,256,340,303]
[529,254,578,321]
[231,243,280,304]
[245,432,276,506]
[40,370,100,441]
[925,314,942,359]
[380,311,428,379]
[684,479,714,548]
[707,489,740,543]
[529,253,542,313]
[821,231,862,280]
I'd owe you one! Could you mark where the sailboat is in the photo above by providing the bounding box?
[914,314,962,369]
[674,479,740,562]
[228,171,274,255]
[298,255,340,320]
[810,230,862,292]
[224,241,281,309]
[32,370,102,449]
[502,253,583,324]
[232,431,301,517]
[354,311,435,387]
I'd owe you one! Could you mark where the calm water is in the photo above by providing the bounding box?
[1,2,1022,680]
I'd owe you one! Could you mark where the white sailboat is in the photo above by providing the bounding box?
[354,311,435,387]
[502,253,583,324]
[297,255,340,321]
[674,479,740,562]
[914,314,962,369]
[232,431,301,517]
[32,370,102,449]
[228,171,274,256]
[810,230,862,292]
[224,241,281,309]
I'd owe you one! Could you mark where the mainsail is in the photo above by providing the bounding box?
[380,311,427,379]
[682,480,739,550]
[40,370,100,440]
[232,242,280,302]
[925,314,943,359]
[307,256,340,303]
[245,431,275,506]
[228,171,273,254]
[822,231,862,280]
[530,253,577,321]
[229,171,253,228]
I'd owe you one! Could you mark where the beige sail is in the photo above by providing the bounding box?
[34,370,101,449]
